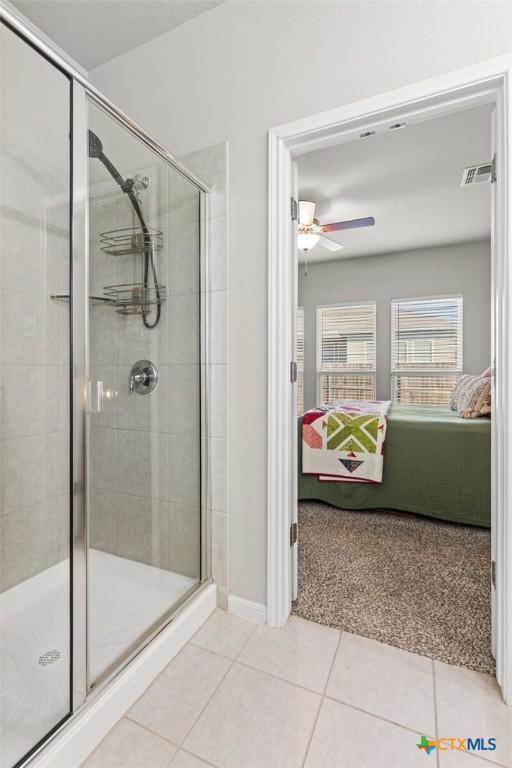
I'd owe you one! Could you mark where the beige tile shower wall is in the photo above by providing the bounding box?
[0,194,70,591]
[88,162,203,580]
[0,23,72,592]
[180,143,228,608]
[88,143,228,598]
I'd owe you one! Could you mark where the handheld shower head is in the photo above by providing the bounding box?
[88,129,103,159]
[87,128,162,329]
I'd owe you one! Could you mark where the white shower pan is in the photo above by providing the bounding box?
[0,551,195,768]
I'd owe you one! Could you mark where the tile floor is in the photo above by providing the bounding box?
[82,610,512,768]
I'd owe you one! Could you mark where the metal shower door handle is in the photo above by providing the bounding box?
[86,380,105,413]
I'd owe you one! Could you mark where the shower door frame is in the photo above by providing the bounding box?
[73,85,211,704]
[0,0,212,740]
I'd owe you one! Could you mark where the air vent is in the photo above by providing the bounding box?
[461,162,492,187]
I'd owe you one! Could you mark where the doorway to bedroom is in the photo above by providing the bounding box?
[293,103,494,674]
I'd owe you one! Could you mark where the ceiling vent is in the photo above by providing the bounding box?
[461,162,492,187]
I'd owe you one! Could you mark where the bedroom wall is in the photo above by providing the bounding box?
[91,0,512,608]
[298,241,491,408]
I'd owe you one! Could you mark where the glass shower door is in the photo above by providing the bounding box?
[0,22,72,768]
[86,100,202,687]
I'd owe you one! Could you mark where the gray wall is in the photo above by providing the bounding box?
[92,0,512,606]
[298,241,491,408]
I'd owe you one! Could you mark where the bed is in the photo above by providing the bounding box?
[298,403,491,528]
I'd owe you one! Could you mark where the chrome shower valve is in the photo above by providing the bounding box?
[129,360,158,394]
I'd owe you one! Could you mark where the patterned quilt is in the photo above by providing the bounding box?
[302,400,391,483]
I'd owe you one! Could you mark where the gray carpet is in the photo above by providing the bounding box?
[292,502,494,674]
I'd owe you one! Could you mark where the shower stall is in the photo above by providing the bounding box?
[0,10,209,768]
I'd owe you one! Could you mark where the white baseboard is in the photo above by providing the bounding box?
[216,584,228,609]
[228,594,267,624]
[31,584,216,768]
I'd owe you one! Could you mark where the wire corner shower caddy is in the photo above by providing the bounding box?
[89,129,166,327]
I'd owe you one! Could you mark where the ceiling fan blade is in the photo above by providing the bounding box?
[322,216,375,233]
[318,235,344,252]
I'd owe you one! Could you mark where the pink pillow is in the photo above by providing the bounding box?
[481,367,492,379]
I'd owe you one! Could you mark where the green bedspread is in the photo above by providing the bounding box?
[298,404,491,528]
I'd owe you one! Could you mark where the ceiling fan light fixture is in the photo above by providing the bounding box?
[295,198,374,256]
[298,200,316,226]
[297,232,320,251]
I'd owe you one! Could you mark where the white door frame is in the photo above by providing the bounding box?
[267,54,512,703]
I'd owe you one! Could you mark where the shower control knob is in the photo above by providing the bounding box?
[129,360,158,395]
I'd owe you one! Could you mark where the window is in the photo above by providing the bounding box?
[391,295,463,405]
[316,302,376,406]
[296,307,304,415]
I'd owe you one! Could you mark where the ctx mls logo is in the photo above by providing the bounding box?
[417,736,497,755]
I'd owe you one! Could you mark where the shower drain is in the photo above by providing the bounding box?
[38,649,61,667]
[32,648,63,671]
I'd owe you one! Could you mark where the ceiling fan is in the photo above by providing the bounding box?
[297,201,375,273]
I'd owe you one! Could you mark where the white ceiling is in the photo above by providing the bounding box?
[297,104,492,264]
[11,0,226,69]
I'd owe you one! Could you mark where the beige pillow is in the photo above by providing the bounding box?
[453,375,491,419]
[449,375,472,411]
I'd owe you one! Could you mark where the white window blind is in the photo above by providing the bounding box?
[391,295,463,406]
[296,307,304,415]
[316,302,376,406]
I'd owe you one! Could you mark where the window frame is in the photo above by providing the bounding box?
[390,293,464,404]
[315,300,377,406]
